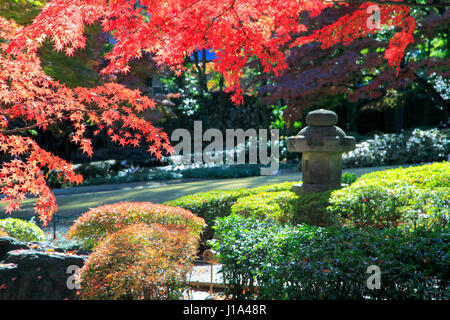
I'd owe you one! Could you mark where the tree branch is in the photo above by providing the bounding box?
[327,0,450,8]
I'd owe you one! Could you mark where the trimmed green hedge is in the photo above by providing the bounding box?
[329,162,449,231]
[167,162,449,236]
[231,191,298,223]
[164,181,297,227]
[211,214,450,300]
[351,161,450,189]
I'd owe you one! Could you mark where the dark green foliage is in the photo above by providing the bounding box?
[164,181,296,248]
[292,191,337,227]
[211,215,449,300]
[341,172,358,185]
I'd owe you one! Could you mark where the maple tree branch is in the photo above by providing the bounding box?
[0,118,60,134]
[326,0,450,8]
[0,109,81,135]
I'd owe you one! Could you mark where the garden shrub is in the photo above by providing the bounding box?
[354,161,450,189]
[67,202,205,250]
[231,191,298,223]
[211,215,450,300]
[292,191,338,227]
[342,128,450,168]
[400,187,449,232]
[0,228,8,237]
[79,223,198,300]
[0,218,46,242]
[164,181,297,227]
[164,181,297,247]
[329,162,450,231]
[341,172,358,185]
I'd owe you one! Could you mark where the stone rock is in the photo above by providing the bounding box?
[0,237,30,261]
[0,237,86,300]
[305,109,338,127]
[287,109,355,194]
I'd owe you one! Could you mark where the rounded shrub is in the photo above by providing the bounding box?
[231,191,298,223]
[342,128,450,168]
[79,223,198,300]
[164,181,296,227]
[67,202,205,250]
[0,218,46,242]
[329,184,409,229]
[329,162,450,231]
[164,181,297,248]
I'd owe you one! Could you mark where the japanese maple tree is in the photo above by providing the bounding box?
[262,2,449,124]
[1,0,446,224]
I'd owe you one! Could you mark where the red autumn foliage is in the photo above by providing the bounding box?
[67,201,206,250]
[79,223,199,300]
[0,0,434,224]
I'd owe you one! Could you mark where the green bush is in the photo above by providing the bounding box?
[0,218,46,242]
[292,191,338,227]
[329,162,450,231]
[343,128,450,168]
[355,161,450,189]
[211,215,450,300]
[341,172,358,185]
[48,161,266,188]
[400,188,449,232]
[164,181,297,228]
[231,191,298,223]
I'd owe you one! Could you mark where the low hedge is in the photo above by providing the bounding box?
[164,181,297,228]
[329,162,449,231]
[0,218,46,242]
[67,202,206,250]
[211,214,450,300]
[231,190,338,227]
[352,161,450,189]
[231,191,298,223]
[79,223,198,300]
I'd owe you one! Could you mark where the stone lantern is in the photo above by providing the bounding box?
[287,109,356,195]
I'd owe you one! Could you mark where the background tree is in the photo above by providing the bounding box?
[262,2,449,132]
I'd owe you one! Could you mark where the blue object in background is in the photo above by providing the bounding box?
[191,49,217,62]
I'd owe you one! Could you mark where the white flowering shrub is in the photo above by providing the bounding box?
[343,128,450,168]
